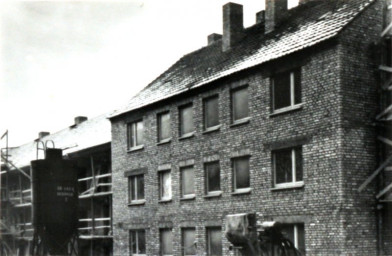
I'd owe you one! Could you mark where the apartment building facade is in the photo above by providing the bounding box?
[109,0,391,255]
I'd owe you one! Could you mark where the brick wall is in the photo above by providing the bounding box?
[110,1,385,255]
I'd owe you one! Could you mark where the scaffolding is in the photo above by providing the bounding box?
[358,0,392,254]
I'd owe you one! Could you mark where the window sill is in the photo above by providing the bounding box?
[230,117,251,127]
[128,199,146,206]
[157,138,171,146]
[231,188,252,195]
[179,132,195,140]
[271,182,304,191]
[127,145,144,152]
[270,103,304,117]
[203,125,221,134]
[203,191,222,198]
[158,198,172,203]
[180,194,196,201]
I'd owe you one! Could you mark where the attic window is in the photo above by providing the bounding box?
[271,69,301,113]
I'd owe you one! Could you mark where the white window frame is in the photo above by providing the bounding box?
[232,157,251,193]
[281,223,305,254]
[179,104,195,138]
[128,175,145,204]
[181,228,196,256]
[273,147,304,189]
[231,86,249,123]
[180,166,195,199]
[159,170,172,201]
[128,120,144,150]
[205,161,221,196]
[206,227,222,256]
[272,70,302,114]
[160,228,173,256]
[203,95,220,131]
[158,111,171,143]
[129,230,146,256]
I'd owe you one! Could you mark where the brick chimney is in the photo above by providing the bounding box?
[256,10,265,24]
[265,0,288,33]
[208,33,222,45]
[38,131,50,139]
[222,3,244,52]
[74,116,88,125]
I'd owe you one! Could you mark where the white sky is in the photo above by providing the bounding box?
[0,0,298,147]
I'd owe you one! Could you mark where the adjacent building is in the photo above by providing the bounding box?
[0,114,113,255]
[109,0,392,255]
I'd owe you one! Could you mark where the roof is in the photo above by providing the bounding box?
[4,113,111,168]
[109,0,375,118]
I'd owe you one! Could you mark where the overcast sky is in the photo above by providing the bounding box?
[0,0,298,147]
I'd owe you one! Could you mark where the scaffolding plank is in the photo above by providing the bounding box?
[376,104,392,120]
[382,76,392,90]
[379,65,392,73]
[0,154,31,180]
[79,191,112,199]
[376,182,392,199]
[381,22,392,37]
[377,136,392,147]
[358,154,392,192]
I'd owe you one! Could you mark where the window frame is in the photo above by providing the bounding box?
[159,170,172,201]
[231,86,250,124]
[206,227,222,256]
[203,95,220,131]
[271,69,302,113]
[128,174,145,204]
[180,166,195,199]
[157,111,171,143]
[204,161,221,196]
[179,103,195,138]
[272,147,304,189]
[160,228,173,256]
[232,157,251,193]
[280,223,305,255]
[129,229,146,256]
[181,227,196,256]
[127,119,144,150]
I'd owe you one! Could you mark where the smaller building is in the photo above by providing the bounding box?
[0,114,113,256]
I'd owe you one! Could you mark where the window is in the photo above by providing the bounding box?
[179,104,194,137]
[272,69,301,111]
[127,120,144,149]
[160,229,173,256]
[128,175,145,203]
[180,166,195,198]
[281,223,305,255]
[232,157,250,192]
[182,228,196,256]
[159,171,172,201]
[129,230,146,256]
[206,227,222,256]
[158,112,171,142]
[231,87,249,123]
[203,96,219,130]
[205,162,220,195]
[273,147,303,188]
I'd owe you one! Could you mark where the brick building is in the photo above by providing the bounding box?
[109,0,391,255]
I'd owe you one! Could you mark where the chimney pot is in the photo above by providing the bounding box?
[208,33,222,45]
[74,116,88,125]
[38,131,50,139]
[265,0,288,33]
[222,2,244,52]
[256,10,265,24]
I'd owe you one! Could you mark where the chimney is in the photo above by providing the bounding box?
[74,116,88,125]
[208,33,222,45]
[256,10,265,24]
[38,131,50,139]
[222,3,244,52]
[265,0,288,33]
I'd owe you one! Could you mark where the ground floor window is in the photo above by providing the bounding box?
[182,228,196,256]
[281,223,305,255]
[206,227,222,256]
[129,229,146,256]
[160,228,173,256]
